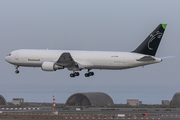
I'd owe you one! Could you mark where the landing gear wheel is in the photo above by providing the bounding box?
[70,72,80,77]
[89,72,94,76]
[85,73,90,77]
[74,72,80,76]
[70,73,75,77]
[15,70,19,74]
[14,66,19,74]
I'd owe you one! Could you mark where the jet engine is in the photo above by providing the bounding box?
[41,61,64,71]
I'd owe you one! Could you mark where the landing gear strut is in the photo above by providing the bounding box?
[70,72,80,78]
[85,69,94,77]
[15,66,19,74]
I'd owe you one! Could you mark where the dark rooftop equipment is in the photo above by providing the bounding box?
[65,92,114,107]
[170,92,180,107]
[0,95,7,105]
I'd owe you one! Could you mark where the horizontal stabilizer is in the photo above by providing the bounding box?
[136,56,156,61]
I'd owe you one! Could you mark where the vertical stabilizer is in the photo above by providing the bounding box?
[133,24,167,56]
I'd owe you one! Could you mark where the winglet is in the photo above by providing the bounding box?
[162,24,167,29]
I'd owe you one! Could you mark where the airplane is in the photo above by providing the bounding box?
[5,24,167,78]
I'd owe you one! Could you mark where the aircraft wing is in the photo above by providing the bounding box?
[136,56,156,61]
[56,52,78,67]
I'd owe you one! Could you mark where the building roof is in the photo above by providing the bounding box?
[0,95,7,105]
[65,92,114,107]
[13,98,24,100]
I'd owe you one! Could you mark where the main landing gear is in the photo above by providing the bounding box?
[69,69,94,78]
[84,69,94,77]
[70,72,80,78]
[15,66,19,74]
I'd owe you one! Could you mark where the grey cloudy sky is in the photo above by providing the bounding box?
[0,0,179,104]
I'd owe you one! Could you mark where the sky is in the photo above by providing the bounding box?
[0,0,179,104]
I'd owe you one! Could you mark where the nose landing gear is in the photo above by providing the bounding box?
[15,66,19,74]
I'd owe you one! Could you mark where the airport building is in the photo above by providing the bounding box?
[65,92,114,107]
[170,92,180,107]
[0,94,7,105]
[127,99,140,106]
[12,98,24,105]
[162,100,170,106]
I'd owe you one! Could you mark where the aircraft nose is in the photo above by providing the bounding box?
[5,56,10,62]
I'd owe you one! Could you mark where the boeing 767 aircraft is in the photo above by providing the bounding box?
[5,24,167,77]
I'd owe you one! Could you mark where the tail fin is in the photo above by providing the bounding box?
[133,24,167,56]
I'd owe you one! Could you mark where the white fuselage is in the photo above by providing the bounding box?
[5,49,162,70]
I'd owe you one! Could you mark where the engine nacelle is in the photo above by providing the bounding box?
[41,62,64,71]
